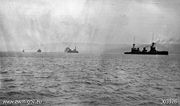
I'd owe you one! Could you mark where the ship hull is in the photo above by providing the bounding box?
[66,51,79,53]
[124,51,168,55]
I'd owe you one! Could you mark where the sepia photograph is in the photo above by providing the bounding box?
[0,0,180,106]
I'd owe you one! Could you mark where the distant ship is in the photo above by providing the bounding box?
[124,42,168,55]
[37,49,42,53]
[65,46,79,53]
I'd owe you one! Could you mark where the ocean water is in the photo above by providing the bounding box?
[0,52,180,106]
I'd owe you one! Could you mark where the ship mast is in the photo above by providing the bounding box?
[152,33,154,43]
[133,36,135,44]
[133,36,135,48]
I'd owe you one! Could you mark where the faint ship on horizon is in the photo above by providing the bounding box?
[65,46,79,53]
[37,49,42,53]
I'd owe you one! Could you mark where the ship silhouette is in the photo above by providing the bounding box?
[37,49,42,53]
[124,42,168,55]
[65,46,79,53]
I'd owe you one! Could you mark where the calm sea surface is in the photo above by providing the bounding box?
[0,52,180,106]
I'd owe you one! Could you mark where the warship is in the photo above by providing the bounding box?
[124,42,168,55]
[65,46,79,53]
[37,49,42,53]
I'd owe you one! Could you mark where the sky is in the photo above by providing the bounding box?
[0,0,180,52]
